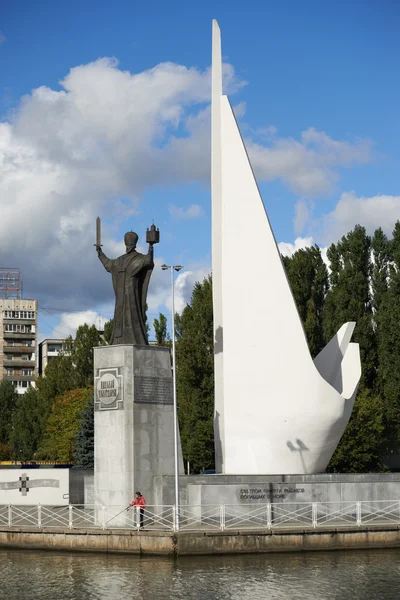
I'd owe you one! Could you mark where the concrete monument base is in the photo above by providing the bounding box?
[156,472,400,509]
[94,344,183,523]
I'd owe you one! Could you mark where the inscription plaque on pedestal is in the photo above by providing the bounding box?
[134,376,173,404]
[94,367,123,411]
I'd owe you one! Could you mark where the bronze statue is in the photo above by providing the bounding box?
[95,218,159,345]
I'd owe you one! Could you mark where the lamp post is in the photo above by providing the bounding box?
[161,263,183,530]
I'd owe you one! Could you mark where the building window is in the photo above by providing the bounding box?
[48,344,63,352]
[4,324,32,333]
[13,381,29,388]
[3,310,35,319]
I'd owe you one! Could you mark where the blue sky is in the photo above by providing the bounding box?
[1,0,399,339]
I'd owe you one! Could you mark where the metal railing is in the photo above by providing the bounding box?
[1,501,400,532]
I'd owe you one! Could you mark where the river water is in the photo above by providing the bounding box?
[0,548,399,600]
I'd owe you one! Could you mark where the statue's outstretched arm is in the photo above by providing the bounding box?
[97,247,113,273]
[144,243,154,268]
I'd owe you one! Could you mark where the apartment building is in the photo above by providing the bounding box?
[0,298,38,393]
[38,338,66,375]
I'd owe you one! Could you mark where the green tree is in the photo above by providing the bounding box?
[35,354,75,437]
[324,225,376,389]
[283,246,328,357]
[153,313,170,346]
[176,275,214,473]
[64,323,102,387]
[0,380,19,456]
[103,319,114,344]
[371,227,391,315]
[74,395,94,468]
[36,387,93,462]
[378,221,400,440]
[328,389,386,472]
[10,387,42,461]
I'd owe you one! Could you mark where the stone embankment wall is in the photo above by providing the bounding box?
[1,526,400,556]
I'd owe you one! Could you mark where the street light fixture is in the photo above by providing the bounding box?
[161,264,183,529]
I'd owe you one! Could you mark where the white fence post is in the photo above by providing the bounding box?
[220,504,225,531]
[356,501,361,526]
[8,505,12,527]
[267,503,272,530]
[136,506,141,531]
[37,504,42,528]
[172,505,178,532]
[312,502,318,528]
[68,505,73,529]
[101,506,106,530]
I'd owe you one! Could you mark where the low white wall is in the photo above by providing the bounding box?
[0,469,70,505]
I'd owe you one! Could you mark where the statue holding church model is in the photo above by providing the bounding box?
[95,217,160,345]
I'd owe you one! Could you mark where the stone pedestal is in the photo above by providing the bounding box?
[94,344,183,522]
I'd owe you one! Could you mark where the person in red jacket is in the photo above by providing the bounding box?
[129,491,146,528]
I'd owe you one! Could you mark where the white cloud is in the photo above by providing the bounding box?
[173,267,211,313]
[256,125,277,139]
[278,236,329,268]
[57,310,107,337]
[233,102,246,118]
[0,57,242,309]
[294,199,313,235]
[0,54,375,318]
[246,127,372,197]
[322,191,400,243]
[168,203,204,220]
[278,236,315,257]
[147,262,211,315]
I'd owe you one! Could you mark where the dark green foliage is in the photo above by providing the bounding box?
[153,313,170,346]
[103,319,114,344]
[324,225,376,389]
[283,246,328,357]
[64,323,102,388]
[377,222,400,443]
[10,387,42,461]
[74,395,94,468]
[328,389,386,473]
[36,387,93,462]
[371,227,390,314]
[0,381,18,441]
[176,275,215,473]
[34,355,75,438]
[0,380,18,449]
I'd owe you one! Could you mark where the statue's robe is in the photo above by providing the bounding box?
[99,248,153,345]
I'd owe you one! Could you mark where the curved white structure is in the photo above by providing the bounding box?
[211,21,361,474]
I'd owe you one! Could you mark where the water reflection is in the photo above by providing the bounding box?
[0,548,399,600]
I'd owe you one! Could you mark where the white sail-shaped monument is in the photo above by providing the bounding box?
[211,20,361,475]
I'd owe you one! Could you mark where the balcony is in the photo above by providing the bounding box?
[3,332,35,340]
[3,345,35,353]
[3,359,36,368]
[4,374,35,382]
[3,319,36,326]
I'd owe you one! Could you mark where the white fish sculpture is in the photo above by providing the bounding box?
[211,20,361,474]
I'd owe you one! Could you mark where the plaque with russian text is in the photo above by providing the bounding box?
[134,376,173,404]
